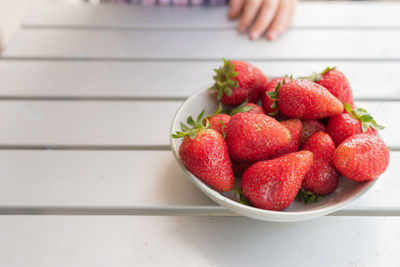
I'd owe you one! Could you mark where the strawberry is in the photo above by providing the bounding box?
[300,119,326,147]
[230,100,264,116]
[326,104,383,147]
[301,132,339,195]
[334,134,390,182]
[241,151,314,211]
[173,110,234,191]
[206,114,230,137]
[231,159,253,176]
[273,119,302,157]
[303,67,354,108]
[210,59,268,106]
[277,79,344,119]
[262,77,291,116]
[226,113,292,161]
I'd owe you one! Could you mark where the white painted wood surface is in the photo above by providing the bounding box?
[1,216,399,267]
[1,61,400,100]
[0,2,399,265]
[23,2,400,29]
[0,150,398,215]
[4,28,400,60]
[0,100,395,147]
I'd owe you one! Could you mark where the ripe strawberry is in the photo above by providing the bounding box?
[231,159,253,176]
[173,110,234,191]
[206,114,230,137]
[303,67,354,108]
[302,132,339,195]
[226,113,292,161]
[277,79,344,119]
[210,59,268,106]
[273,119,302,157]
[262,77,291,116]
[334,134,390,182]
[326,104,383,147]
[230,100,264,115]
[300,119,326,147]
[241,151,314,211]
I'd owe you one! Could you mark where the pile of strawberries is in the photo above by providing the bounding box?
[172,59,390,211]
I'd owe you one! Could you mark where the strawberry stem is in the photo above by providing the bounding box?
[298,66,336,82]
[209,59,239,101]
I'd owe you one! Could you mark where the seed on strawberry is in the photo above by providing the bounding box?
[241,151,314,211]
[210,59,268,106]
[173,110,234,191]
[277,79,344,119]
[334,134,390,182]
[226,113,292,162]
[326,103,383,146]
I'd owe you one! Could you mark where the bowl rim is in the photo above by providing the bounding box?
[169,85,378,219]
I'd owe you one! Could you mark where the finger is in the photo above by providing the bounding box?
[229,0,245,19]
[266,0,294,40]
[248,0,279,40]
[238,0,263,33]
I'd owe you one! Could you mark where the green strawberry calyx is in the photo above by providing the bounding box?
[209,59,239,101]
[299,66,336,82]
[296,187,322,204]
[344,103,385,132]
[218,120,227,138]
[172,109,209,140]
[266,81,282,116]
[230,100,254,116]
[234,188,251,206]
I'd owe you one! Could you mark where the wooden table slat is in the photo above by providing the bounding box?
[0,61,400,100]
[4,29,400,60]
[0,100,395,147]
[1,216,399,267]
[0,150,398,214]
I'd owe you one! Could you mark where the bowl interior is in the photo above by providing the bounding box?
[170,86,376,221]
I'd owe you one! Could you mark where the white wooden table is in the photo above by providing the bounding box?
[1,1,400,266]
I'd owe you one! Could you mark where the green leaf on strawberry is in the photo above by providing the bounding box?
[344,103,385,133]
[266,81,282,116]
[230,100,254,116]
[296,187,322,204]
[210,59,239,101]
[172,109,210,140]
[299,66,336,82]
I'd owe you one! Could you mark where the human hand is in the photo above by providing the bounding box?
[228,0,297,41]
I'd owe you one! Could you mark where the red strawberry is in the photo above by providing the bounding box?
[173,111,234,191]
[262,77,291,116]
[306,67,354,109]
[277,79,344,119]
[326,104,383,147]
[273,119,302,157]
[334,134,390,182]
[241,151,314,211]
[206,114,231,137]
[210,59,268,106]
[300,119,326,147]
[226,113,292,161]
[230,101,265,116]
[231,159,253,176]
[302,132,339,195]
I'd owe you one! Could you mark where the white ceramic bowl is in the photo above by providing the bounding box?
[170,86,377,222]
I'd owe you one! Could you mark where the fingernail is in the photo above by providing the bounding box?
[267,30,278,41]
[250,31,259,40]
